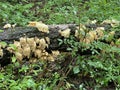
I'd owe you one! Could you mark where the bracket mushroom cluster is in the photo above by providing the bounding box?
[7,37,60,63]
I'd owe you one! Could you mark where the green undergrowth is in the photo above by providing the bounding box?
[0,0,120,90]
[0,25,120,90]
[0,0,120,26]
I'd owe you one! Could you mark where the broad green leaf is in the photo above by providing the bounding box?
[73,66,80,74]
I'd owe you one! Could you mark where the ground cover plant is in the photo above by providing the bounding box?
[0,0,120,90]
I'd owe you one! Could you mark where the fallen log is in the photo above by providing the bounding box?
[0,23,113,49]
[0,24,76,49]
[0,23,117,66]
[0,24,77,66]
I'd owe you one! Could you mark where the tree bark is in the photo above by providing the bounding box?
[0,24,76,66]
[0,24,114,66]
[0,24,76,48]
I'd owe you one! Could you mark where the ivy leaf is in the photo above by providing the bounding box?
[73,66,80,74]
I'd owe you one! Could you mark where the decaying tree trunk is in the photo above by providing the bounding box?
[0,24,115,66]
[0,23,113,49]
[0,24,76,49]
[0,24,77,66]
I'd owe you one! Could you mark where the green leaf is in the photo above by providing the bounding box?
[58,39,63,45]
[9,44,17,50]
[15,62,20,67]
[10,86,21,90]
[27,79,36,88]
[0,73,4,80]
[12,56,17,63]
[0,30,4,33]
[115,39,120,46]
[0,41,7,48]
[67,47,72,51]
[19,65,29,73]
[73,66,80,74]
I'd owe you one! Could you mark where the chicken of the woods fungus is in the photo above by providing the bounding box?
[0,48,3,57]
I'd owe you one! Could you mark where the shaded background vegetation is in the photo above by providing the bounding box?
[0,0,120,26]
